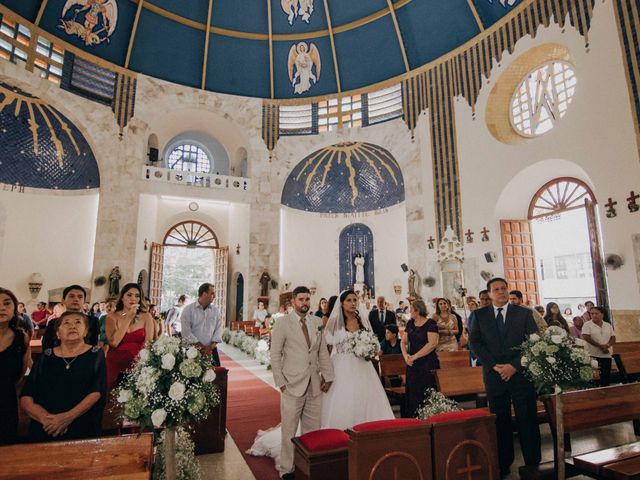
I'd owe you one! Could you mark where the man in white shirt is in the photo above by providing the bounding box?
[181,284,222,366]
[165,294,186,335]
[581,306,616,386]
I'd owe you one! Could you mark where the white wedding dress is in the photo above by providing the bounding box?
[247,328,394,471]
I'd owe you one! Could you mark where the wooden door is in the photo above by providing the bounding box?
[148,242,164,306]
[213,247,228,326]
[500,220,539,305]
[585,199,610,312]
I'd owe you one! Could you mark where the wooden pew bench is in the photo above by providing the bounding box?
[527,383,640,479]
[434,366,487,407]
[613,341,640,355]
[0,433,154,479]
[436,350,470,369]
[378,354,406,414]
[293,429,349,480]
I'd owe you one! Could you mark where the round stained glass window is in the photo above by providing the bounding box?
[510,61,577,137]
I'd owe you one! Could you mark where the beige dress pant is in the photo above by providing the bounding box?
[279,384,322,475]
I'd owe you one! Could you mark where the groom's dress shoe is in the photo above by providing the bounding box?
[281,473,295,480]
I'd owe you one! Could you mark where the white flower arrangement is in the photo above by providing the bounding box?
[115,335,220,429]
[415,388,461,420]
[349,329,380,361]
[221,328,231,344]
[520,325,595,394]
[223,329,271,369]
[153,427,200,480]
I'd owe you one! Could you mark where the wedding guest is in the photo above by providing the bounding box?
[395,301,405,315]
[165,294,186,336]
[478,290,491,308]
[98,300,115,347]
[467,299,479,311]
[17,302,34,337]
[314,298,328,318]
[509,290,547,333]
[82,302,91,315]
[564,307,573,317]
[449,302,464,343]
[582,306,616,387]
[433,298,458,352]
[544,302,570,333]
[401,299,439,417]
[369,296,396,343]
[0,288,30,445]
[90,303,101,317]
[534,305,545,317]
[582,300,595,322]
[21,311,106,442]
[253,301,268,328]
[380,324,401,355]
[32,302,49,328]
[47,303,65,324]
[148,304,163,339]
[272,304,287,320]
[43,286,99,350]
[105,284,154,390]
[570,316,584,341]
[181,283,223,366]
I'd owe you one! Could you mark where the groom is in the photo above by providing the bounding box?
[271,285,335,479]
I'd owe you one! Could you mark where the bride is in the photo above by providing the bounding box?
[248,289,394,469]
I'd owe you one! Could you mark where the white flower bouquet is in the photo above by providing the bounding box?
[349,329,380,361]
[115,335,220,429]
[520,325,597,394]
[415,388,461,420]
[153,427,199,480]
[221,328,231,344]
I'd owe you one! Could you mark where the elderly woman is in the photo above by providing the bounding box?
[21,311,105,442]
[105,283,154,390]
[0,288,30,445]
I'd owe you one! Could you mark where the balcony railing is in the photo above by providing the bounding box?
[142,165,250,191]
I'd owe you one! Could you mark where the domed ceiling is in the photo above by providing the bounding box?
[3,0,522,99]
[282,142,404,213]
[0,82,99,190]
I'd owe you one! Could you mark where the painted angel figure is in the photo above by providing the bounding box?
[281,0,314,25]
[488,0,517,6]
[61,0,118,46]
[288,42,321,95]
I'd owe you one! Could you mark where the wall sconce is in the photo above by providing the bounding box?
[28,272,43,299]
[236,243,241,255]
[309,280,317,295]
[393,279,402,295]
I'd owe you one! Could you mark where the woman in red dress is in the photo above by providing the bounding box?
[105,283,154,390]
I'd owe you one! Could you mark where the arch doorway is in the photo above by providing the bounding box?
[339,223,375,296]
[149,221,228,323]
[501,177,607,315]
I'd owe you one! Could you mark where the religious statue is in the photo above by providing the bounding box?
[408,269,422,300]
[354,253,365,284]
[109,266,121,297]
[259,271,271,297]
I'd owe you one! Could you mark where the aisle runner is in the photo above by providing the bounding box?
[219,351,281,480]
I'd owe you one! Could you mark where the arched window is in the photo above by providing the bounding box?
[166,143,211,173]
[510,61,577,137]
[528,177,596,219]
[163,221,219,248]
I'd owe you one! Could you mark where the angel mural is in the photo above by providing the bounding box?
[288,42,321,95]
[59,0,118,46]
[281,0,314,25]
[488,0,517,6]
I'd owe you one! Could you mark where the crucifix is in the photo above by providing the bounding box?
[427,235,435,249]
[456,453,482,480]
[480,227,490,242]
[627,191,639,213]
[605,197,617,218]
[465,229,474,243]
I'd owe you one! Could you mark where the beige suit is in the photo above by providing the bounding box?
[271,311,334,475]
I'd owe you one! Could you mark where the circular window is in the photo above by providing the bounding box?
[510,61,576,137]
[166,143,211,173]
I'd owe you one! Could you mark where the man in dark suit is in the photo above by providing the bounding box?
[369,296,396,342]
[469,278,541,478]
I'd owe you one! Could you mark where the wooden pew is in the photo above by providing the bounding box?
[613,341,640,355]
[0,433,154,479]
[436,350,470,369]
[293,429,349,480]
[347,419,432,480]
[614,351,640,383]
[377,354,406,413]
[434,366,486,407]
[192,366,228,454]
[535,383,640,479]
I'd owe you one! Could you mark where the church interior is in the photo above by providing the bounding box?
[1,0,640,479]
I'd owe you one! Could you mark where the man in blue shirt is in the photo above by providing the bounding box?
[181,283,222,366]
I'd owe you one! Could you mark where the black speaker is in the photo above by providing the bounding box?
[148,147,159,163]
[400,263,408,272]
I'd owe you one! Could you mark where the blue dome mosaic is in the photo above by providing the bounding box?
[282,142,405,213]
[2,0,524,99]
[0,82,99,190]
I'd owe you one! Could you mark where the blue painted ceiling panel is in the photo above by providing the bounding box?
[334,15,405,92]
[326,0,388,27]
[0,82,100,190]
[129,10,203,89]
[211,0,267,34]
[274,36,337,98]
[471,0,523,27]
[39,0,136,67]
[1,0,39,22]
[396,0,480,69]
[147,0,209,24]
[271,0,327,35]
[206,34,270,98]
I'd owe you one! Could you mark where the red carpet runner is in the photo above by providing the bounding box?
[219,351,281,480]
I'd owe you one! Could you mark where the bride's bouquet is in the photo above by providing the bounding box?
[350,329,380,361]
